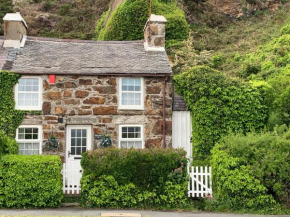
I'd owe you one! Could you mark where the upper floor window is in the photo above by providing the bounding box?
[119,78,144,110]
[16,125,42,155]
[119,125,144,149]
[15,77,42,110]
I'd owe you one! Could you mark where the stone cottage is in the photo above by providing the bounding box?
[0,13,180,174]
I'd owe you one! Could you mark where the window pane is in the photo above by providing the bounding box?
[76,147,81,155]
[82,129,86,137]
[25,143,32,149]
[18,134,24,139]
[33,128,38,134]
[128,141,134,148]
[19,143,24,149]
[25,134,32,139]
[122,133,127,138]
[32,134,38,139]
[71,138,76,147]
[82,138,86,146]
[135,79,141,86]
[121,141,127,148]
[71,147,75,155]
[77,130,81,137]
[77,138,81,146]
[82,147,86,153]
[33,143,39,149]
[71,129,76,137]
[135,141,142,149]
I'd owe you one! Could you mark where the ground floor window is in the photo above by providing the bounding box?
[16,125,42,155]
[119,125,144,149]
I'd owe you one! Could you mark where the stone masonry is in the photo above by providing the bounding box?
[22,75,173,159]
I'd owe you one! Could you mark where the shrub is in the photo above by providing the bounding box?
[0,0,13,35]
[281,24,290,35]
[0,131,18,157]
[211,128,290,210]
[174,66,268,164]
[81,148,188,208]
[96,0,188,41]
[0,155,63,208]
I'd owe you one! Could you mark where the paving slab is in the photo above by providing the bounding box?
[0,208,290,217]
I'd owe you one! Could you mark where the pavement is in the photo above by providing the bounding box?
[0,208,290,217]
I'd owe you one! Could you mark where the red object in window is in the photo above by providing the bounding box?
[49,75,56,84]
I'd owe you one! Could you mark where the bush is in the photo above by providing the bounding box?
[211,128,290,210]
[96,0,188,41]
[0,131,18,157]
[0,155,63,208]
[0,0,13,35]
[81,148,189,208]
[174,66,268,164]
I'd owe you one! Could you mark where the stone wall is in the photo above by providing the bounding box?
[21,75,172,158]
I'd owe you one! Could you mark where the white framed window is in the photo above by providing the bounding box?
[119,125,144,149]
[119,77,144,110]
[16,125,42,155]
[15,77,42,110]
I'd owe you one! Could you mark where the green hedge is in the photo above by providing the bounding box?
[174,66,268,164]
[0,155,63,208]
[96,0,188,41]
[211,127,290,211]
[0,130,18,157]
[81,148,189,208]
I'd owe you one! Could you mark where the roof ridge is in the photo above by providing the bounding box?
[27,36,144,44]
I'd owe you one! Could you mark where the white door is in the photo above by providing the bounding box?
[65,125,92,186]
[172,111,192,160]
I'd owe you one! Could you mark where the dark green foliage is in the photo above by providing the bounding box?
[0,71,25,138]
[0,0,13,35]
[96,0,188,41]
[0,131,18,157]
[81,148,189,208]
[211,128,290,210]
[174,66,268,164]
[0,155,63,208]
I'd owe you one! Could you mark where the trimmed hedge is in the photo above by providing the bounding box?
[0,155,63,208]
[0,130,18,157]
[211,128,290,211]
[81,148,189,208]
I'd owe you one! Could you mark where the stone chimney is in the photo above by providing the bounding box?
[3,12,27,48]
[144,14,167,51]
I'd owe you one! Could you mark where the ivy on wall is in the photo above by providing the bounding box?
[174,66,268,165]
[0,71,24,138]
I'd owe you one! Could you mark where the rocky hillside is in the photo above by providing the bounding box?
[1,0,287,40]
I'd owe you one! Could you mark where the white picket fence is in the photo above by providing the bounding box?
[61,164,212,196]
[188,166,212,197]
[61,163,82,194]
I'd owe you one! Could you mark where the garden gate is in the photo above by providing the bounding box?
[188,166,212,197]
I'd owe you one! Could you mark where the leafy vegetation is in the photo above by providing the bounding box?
[0,131,18,157]
[210,127,290,212]
[81,148,189,208]
[174,66,268,164]
[0,0,13,35]
[0,71,24,138]
[95,0,188,41]
[0,155,63,208]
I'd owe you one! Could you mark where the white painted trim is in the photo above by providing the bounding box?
[144,42,165,52]
[15,76,43,111]
[66,125,92,161]
[118,125,144,149]
[118,77,144,110]
[16,125,43,154]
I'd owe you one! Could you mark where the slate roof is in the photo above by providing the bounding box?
[173,96,188,111]
[0,37,172,76]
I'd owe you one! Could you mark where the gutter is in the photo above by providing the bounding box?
[162,76,168,149]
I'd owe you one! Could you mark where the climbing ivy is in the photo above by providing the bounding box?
[174,66,268,165]
[0,71,24,138]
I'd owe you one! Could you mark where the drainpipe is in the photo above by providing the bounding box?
[162,76,168,149]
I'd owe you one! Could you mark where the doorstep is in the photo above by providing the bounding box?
[101,213,142,217]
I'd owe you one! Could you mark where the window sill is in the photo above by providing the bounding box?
[118,106,144,111]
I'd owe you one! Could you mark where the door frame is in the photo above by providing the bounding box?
[65,125,92,164]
